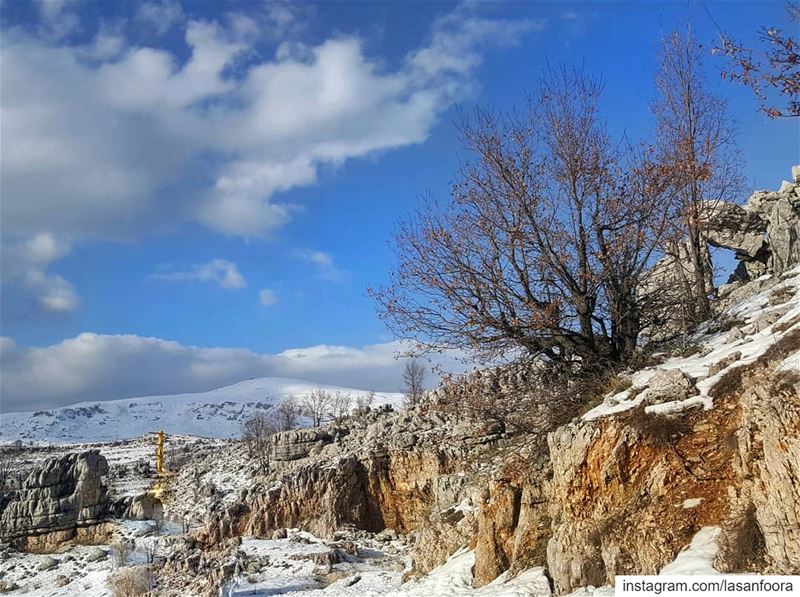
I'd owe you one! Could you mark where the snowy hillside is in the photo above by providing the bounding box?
[0,377,404,443]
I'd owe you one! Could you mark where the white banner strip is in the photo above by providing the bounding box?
[616,575,800,597]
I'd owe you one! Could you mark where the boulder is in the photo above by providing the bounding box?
[641,369,694,405]
[112,493,163,520]
[0,450,111,551]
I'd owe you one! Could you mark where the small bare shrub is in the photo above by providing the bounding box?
[771,370,800,396]
[625,406,691,446]
[108,566,153,597]
[403,360,426,408]
[110,540,133,568]
[768,285,796,306]
[607,375,634,396]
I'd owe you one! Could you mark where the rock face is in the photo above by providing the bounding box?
[0,450,112,552]
[545,330,800,593]
[726,360,800,572]
[192,390,559,586]
[706,167,800,281]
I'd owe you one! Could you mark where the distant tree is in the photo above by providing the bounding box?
[330,391,352,423]
[371,66,671,367]
[715,2,800,118]
[0,451,14,492]
[355,390,376,411]
[403,360,426,407]
[275,396,302,431]
[653,28,744,325]
[0,447,22,492]
[241,411,276,468]
[303,389,332,427]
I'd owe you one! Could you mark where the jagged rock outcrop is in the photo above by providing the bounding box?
[0,450,112,552]
[707,166,800,281]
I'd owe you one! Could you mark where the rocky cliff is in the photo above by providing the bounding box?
[181,258,799,595]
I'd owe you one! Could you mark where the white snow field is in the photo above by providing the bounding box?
[0,377,404,443]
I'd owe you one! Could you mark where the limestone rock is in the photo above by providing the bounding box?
[704,201,768,259]
[768,195,800,274]
[0,450,111,551]
[112,493,163,520]
[270,429,331,461]
[641,368,694,405]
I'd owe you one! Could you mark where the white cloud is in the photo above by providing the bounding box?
[294,249,347,282]
[35,0,80,40]
[1,233,79,314]
[1,4,541,242]
[258,288,278,306]
[0,333,471,411]
[135,1,184,36]
[150,259,247,289]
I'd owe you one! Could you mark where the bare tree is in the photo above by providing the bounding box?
[371,66,671,368]
[0,454,12,493]
[275,396,302,431]
[715,2,800,118]
[0,448,20,492]
[330,391,352,422]
[110,540,134,568]
[150,510,165,536]
[653,28,744,325]
[403,360,426,407]
[303,389,332,427]
[241,411,276,468]
[355,390,376,411]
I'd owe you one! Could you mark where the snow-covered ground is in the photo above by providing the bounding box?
[0,377,404,443]
[221,526,726,597]
[584,268,800,421]
[0,518,183,596]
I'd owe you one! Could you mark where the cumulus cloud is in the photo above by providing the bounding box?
[293,249,347,282]
[0,333,471,412]
[1,232,79,314]
[149,259,247,289]
[1,4,542,242]
[258,288,278,306]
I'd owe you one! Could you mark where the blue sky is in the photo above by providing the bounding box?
[1,0,797,411]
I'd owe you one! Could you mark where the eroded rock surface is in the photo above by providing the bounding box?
[707,167,800,281]
[0,450,112,551]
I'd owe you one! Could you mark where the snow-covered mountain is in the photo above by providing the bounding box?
[0,377,404,443]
